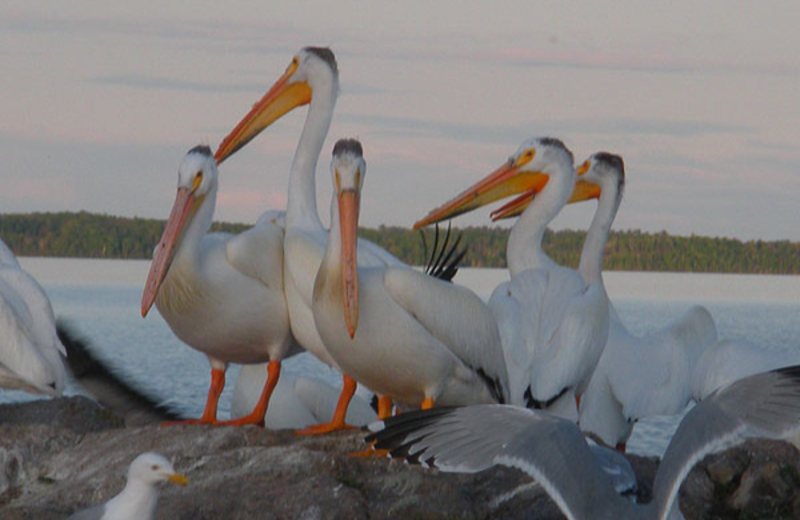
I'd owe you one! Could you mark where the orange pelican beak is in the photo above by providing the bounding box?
[490,190,536,221]
[489,160,601,221]
[413,154,548,229]
[214,58,312,165]
[338,189,360,338]
[141,184,202,317]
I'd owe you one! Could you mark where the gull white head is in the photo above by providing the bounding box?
[329,138,366,339]
[73,452,189,520]
[215,46,339,164]
[126,452,188,486]
[141,145,218,316]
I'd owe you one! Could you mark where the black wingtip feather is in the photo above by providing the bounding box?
[365,407,459,453]
[422,223,467,283]
[773,364,800,380]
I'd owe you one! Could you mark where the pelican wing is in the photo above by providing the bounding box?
[612,305,716,420]
[367,405,624,520]
[357,237,404,268]
[652,365,800,520]
[383,267,508,402]
[491,266,607,406]
[0,264,65,395]
[225,214,286,292]
[691,338,800,401]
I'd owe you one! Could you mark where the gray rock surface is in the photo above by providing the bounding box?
[2,397,799,519]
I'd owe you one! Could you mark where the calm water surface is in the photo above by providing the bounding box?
[9,258,800,457]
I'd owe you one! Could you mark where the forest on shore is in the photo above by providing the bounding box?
[1,211,798,274]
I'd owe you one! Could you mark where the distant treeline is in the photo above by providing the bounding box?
[1,211,799,274]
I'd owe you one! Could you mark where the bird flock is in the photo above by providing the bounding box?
[2,46,800,520]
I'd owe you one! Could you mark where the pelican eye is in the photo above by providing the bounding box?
[286,57,300,75]
[191,170,203,191]
[514,149,536,168]
[151,465,160,470]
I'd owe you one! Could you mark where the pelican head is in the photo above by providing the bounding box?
[330,138,365,338]
[413,137,576,229]
[215,47,339,164]
[576,152,625,195]
[490,150,619,221]
[141,145,217,317]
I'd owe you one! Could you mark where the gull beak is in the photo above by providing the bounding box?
[141,187,200,317]
[214,61,312,165]
[167,473,189,486]
[413,157,548,229]
[338,189,360,338]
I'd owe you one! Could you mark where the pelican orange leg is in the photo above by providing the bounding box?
[377,396,393,420]
[162,367,226,426]
[295,374,358,435]
[218,360,281,426]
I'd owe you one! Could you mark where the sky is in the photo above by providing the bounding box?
[1,1,799,241]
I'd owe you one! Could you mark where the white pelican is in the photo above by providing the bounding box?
[311,138,508,411]
[366,365,800,520]
[494,153,719,449]
[414,138,607,417]
[141,145,297,426]
[0,239,66,396]
[66,452,188,520]
[533,154,717,451]
[214,47,410,433]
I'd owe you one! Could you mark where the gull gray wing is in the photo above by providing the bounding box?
[383,268,508,403]
[367,405,626,520]
[652,365,800,520]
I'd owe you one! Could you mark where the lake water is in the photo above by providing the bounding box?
[7,258,800,457]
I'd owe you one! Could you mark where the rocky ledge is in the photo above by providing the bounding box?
[1,397,800,519]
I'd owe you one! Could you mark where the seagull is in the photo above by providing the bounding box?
[367,365,800,520]
[66,452,188,520]
[0,238,66,396]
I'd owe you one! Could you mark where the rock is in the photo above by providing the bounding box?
[2,398,800,519]
[725,443,800,518]
[706,447,749,486]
